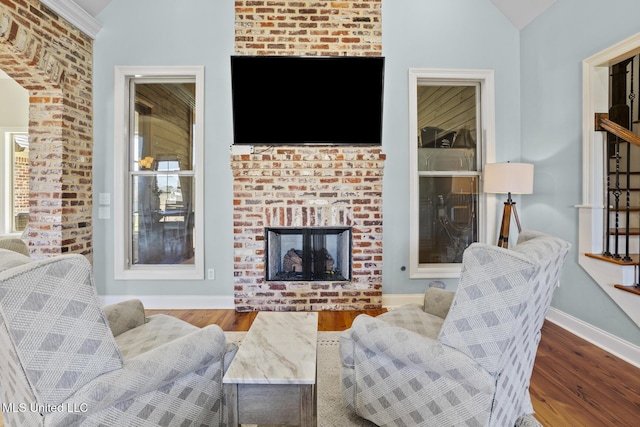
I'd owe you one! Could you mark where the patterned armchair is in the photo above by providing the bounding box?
[340,230,570,426]
[0,241,237,426]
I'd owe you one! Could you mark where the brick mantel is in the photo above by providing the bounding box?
[231,146,384,311]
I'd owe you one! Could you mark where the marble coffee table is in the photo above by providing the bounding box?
[223,311,318,426]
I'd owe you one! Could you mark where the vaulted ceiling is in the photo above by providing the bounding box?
[73,0,556,30]
[1,0,559,80]
[490,0,556,29]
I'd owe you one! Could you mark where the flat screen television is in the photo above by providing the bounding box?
[231,55,385,146]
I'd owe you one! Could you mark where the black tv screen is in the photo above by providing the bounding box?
[231,55,384,145]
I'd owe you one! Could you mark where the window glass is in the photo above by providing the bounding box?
[129,81,196,266]
[419,176,478,263]
[131,174,195,265]
[417,84,480,264]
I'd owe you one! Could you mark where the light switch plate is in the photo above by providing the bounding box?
[99,193,111,205]
[98,207,110,219]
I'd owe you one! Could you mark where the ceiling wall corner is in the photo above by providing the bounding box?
[40,0,102,39]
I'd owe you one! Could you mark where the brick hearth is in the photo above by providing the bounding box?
[231,147,384,311]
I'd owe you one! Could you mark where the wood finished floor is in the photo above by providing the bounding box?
[147,309,640,427]
[1,309,639,427]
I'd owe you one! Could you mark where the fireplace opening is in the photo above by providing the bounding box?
[265,227,352,281]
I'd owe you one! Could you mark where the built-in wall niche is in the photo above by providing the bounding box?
[266,227,352,282]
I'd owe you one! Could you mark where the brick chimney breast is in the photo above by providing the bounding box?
[231,147,384,311]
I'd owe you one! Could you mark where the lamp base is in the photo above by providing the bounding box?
[497,200,522,248]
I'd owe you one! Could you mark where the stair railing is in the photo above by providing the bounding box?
[595,113,640,262]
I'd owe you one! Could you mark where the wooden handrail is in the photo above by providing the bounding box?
[595,113,640,147]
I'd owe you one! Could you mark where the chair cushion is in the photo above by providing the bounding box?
[103,299,146,337]
[115,314,200,359]
[423,287,455,319]
[376,304,444,340]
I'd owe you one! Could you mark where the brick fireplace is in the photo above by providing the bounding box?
[231,147,384,311]
[232,0,383,311]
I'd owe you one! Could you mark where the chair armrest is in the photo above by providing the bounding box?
[345,314,492,386]
[62,324,229,415]
[423,287,456,319]
[103,299,147,337]
[0,237,29,256]
[0,248,31,272]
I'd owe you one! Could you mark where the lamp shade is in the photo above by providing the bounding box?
[483,162,534,194]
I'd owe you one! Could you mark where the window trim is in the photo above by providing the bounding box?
[1,128,28,236]
[113,66,205,280]
[408,68,497,279]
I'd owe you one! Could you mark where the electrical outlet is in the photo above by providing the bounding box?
[208,268,215,280]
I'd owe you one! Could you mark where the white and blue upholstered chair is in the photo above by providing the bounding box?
[340,230,570,427]
[0,240,237,426]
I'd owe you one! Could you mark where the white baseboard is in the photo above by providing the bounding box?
[546,307,640,368]
[99,295,235,309]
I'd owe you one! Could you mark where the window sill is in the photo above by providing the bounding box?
[115,264,204,281]
[410,263,463,279]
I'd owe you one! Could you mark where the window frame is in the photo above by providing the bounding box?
[113,66,205,280]
[1,128,29,236]
[408,68,497,279]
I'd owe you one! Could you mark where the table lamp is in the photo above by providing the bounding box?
[483,162,534,248]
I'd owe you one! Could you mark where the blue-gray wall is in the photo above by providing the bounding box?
[521,0,640,344]
[93,0,236,298]
[92,0,640,345]
[381,0,520,294]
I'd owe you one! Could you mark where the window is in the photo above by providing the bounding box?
[409,69,496,278]
[1,131,29,235]
[114,66,204,280]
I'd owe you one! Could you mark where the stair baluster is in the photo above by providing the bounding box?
[590,105,640,295]
[624,139,632,261]
[612,136,622,259]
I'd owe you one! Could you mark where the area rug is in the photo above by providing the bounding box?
[224,331,543,427]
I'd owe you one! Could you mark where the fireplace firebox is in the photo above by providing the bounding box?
[265,227,352,282]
